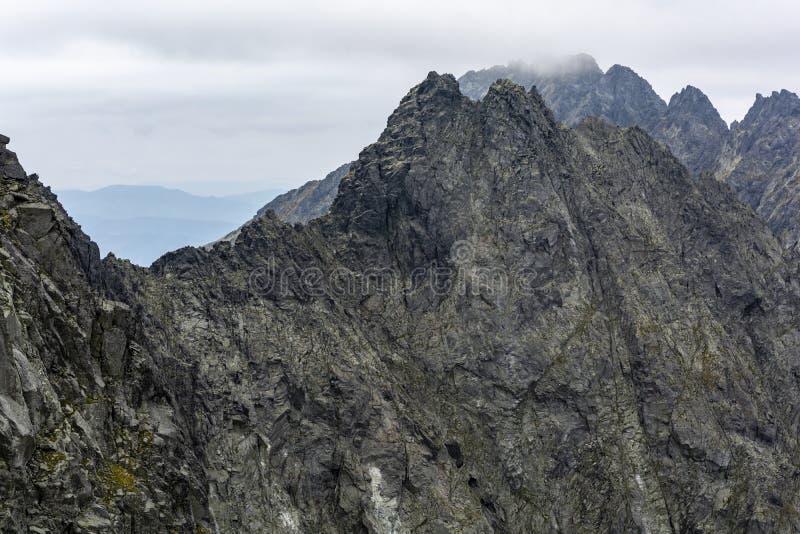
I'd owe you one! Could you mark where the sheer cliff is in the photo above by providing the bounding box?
[2,74,800,533]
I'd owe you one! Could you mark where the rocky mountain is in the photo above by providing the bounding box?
[458,56,800,253]
[3,73,800,532]
[254,58,800,260]
[209,162,353,248]
[257,162,352,224]
[260,57,726,229]
[248,59,671,230]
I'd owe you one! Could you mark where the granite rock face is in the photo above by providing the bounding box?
[271,57,720,229]
[0,140,207,531]
[3,74,800,533]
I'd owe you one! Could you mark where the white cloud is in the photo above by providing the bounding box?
[0,0,797,194]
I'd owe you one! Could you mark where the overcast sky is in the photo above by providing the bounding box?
[0,0,798,195]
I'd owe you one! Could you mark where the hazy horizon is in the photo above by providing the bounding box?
[54,182,282,197]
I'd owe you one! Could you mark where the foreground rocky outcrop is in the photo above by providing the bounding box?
[3,73,800,532]
[1,136,207,531]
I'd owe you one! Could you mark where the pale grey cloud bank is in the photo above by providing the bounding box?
[0,0,798,194]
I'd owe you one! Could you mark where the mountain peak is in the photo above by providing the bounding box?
[385,72,467,136]
[564,52,601,73]
[418,71,461,96]
[753,88,799,104]
[603,64,663,99]
[457,55,603,101]
[539,53,603,78]
[394,71,463,115]
[485,78,528,99]
[756,88,798,101]
[744,88,800,125]
[505,54,602,77]
[669,85,708,103]
[666,85,726,128]
[482,79,557,128]
[605,63,637,78]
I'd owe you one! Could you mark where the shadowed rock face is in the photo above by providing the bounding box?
[3,74,800,532]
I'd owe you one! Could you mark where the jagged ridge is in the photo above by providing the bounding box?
[2,72,800,532]
[459,57,800,254]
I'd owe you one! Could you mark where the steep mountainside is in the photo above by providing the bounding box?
[255,58,800,255]
[3,74,800,533]
[458,57,800,253]
[268,57,721,227]
[257,163,352,224]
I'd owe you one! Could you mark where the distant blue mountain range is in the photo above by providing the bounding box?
[55,185,283,266]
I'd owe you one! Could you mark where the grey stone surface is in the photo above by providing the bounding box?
[459,54,666,129]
